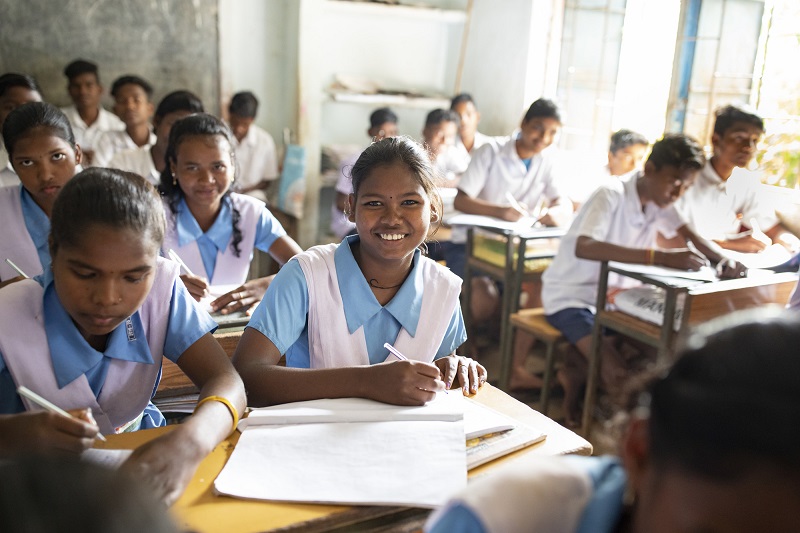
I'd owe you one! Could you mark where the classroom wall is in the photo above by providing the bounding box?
[0,0,220,114]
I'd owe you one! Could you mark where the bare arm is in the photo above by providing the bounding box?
[677,225,747,278]
[575,235,708,271]
[232,327,446,407]
[453,189,525,221]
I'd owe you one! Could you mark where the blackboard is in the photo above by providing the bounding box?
[0,0,220,113]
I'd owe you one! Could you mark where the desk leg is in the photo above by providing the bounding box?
[462,228,475,358]
[497,235,517,390]
[582,262,610,436]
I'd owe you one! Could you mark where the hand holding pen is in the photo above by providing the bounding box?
[168,249,209,301]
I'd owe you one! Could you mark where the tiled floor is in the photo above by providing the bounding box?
[471,330,621,456]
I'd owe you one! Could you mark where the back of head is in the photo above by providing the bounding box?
[50,167,165,254]
[63,59,99,81]
[0,72,42,99]
[2,101,75,157]
[609,129,648,154]
[646,133,705,171]
[159,112,235,198]
[648,309,800,481]
[713,104,764,137]
[350,135,443,217]
[229,91,258,118]
[450,92,476,110]
[0,456,179,533]
[154,90,204,120]
[523,98,561,123]
[110,75,154,100]
[424,108,460,129]
[369,107,398,129]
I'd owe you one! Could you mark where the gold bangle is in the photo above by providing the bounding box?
[195,395,239,435]
[647,248,656,265]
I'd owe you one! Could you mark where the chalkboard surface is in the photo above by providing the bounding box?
[0,0,220,113]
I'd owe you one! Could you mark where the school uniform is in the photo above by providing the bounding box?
[247,235,466,368]
[0,144,17,188]
[109,146,159,186]
[450,131,495,172]
[93,130,156,168]
[0,257,216,434]
[425,455,626,533]
[163,193,287,287]
[330,151,360,239]
[541,172,685,343]
[60,105,125,154]
[676,163,779,240]
[0,185,50,281]
[233,124,279,200]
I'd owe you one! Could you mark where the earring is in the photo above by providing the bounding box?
[118,297,123,303]
[172,177,177,186]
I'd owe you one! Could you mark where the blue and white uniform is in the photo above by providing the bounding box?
[247,235,466,367]
[0,257,216,433]
[0,185,51,281]
[425,455,627,533]
[163,192,287,287]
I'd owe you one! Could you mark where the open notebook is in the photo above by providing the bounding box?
[215,394,546,507]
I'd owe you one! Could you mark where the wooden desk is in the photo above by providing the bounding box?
[100,384,591,533]
[582,262,798,434]
[462,225,565,390]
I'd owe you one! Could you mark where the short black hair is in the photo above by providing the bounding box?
[63,59,99,82]
[424,108,460,129]
[0,73,42,99]
[713,104,764,137]
[609,129,648,154]
[110,75,154,99]
[369,107,398,129]
[154,90,204,120]
[648,310,800,481]
[646,133,705,171]
[229,91,258,118]
[450,93,475,110]
[523,98,561,123]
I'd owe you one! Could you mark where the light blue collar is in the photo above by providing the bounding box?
[336,235,424,336]
[40,268,154,389]
[19,185,51,262]
[175,196,232,253]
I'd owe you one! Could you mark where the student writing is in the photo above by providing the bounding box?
[0,102,81,284]
[234,136,486,406]
[160,113,302,314]
[541,133,746,425]
[0,168,246,504]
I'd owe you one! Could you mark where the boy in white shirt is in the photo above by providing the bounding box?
[450,93,493,163]
[674,104,796,252]
[228,91,279,203]
[60,59,124,165]
[541,134,745,424]
[93,75,155,167]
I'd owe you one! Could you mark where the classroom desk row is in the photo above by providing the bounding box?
[106,384,592,533]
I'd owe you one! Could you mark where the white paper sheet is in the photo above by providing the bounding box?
[214,420,466,508]
[81,448,132,469]
[462,398,515,440]
[608,261,718,281]
[445,213,538,232]
[724,244,792,270]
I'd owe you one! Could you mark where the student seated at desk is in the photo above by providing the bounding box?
[450,92,494,161]
[330,107,399,240]
[0,102,82,285]
[234,136,486,406]
[60,59,124,166]
[0,169,246,505]
[422,108,467,188]
[110,90,205,187]
[427,310,800,533]
[669,104,797,252]
[93,75,156,168]
[0,73,43,187]
[228,91,279,203]
[541,134,746,425]
[160,113,302,315]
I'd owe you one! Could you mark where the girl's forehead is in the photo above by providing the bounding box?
[359,162,426,192]
[178,133,232,153]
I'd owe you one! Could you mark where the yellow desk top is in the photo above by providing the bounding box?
[98,385,591,533]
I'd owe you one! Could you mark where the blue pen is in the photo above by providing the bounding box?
[383,343,449,393]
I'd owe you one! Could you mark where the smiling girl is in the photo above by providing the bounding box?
[0,102,81,283]
[160,113,301,315]
[234,136,486,406]
[0,168,245,505]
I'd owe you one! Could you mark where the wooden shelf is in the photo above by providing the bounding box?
[326,91,451,109]
[325,0,467,23]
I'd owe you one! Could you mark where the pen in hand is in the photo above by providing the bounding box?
[17,386,107,442]
[383,343,448,394]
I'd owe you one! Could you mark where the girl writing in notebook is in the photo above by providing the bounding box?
[159,113,302,314]
[0,102,81,284]
[0,168,245,505]
[234,136,486,406]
